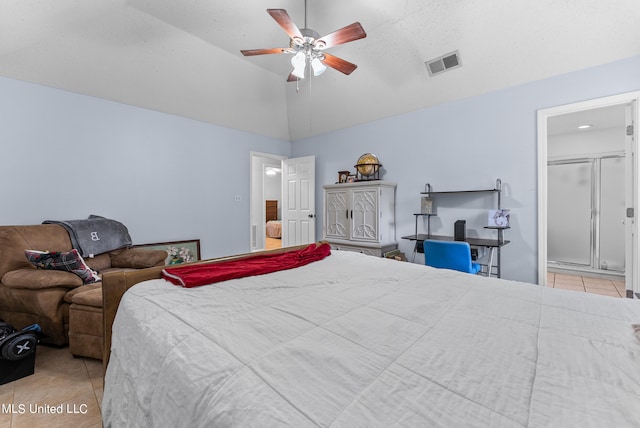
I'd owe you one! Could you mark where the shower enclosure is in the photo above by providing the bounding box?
[547,156,625,274]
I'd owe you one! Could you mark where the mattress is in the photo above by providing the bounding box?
[103,251,640,427]
[266,220,281,238]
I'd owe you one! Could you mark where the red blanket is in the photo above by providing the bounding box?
[162,242,331,288]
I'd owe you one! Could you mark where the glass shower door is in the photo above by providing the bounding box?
[547,161,593,266]
[599,157,625,272]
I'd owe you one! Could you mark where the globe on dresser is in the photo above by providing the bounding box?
[355,153,381,180]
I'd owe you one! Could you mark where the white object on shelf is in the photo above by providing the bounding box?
[488,209,510,227]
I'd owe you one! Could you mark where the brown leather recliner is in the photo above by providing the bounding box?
[0,224,167,359]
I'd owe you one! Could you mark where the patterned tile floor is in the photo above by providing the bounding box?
[0,346,102,428]
[547,271,626,298]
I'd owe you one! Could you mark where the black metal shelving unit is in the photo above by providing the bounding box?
[403,179,510,277]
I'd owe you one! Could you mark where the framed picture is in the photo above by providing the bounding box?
[133,239,201,265]
[488,209,510,227]
[420,196,433,214]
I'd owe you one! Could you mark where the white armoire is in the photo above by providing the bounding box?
[322,181,397,256]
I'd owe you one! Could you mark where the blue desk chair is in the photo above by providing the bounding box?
[423,240,481,274]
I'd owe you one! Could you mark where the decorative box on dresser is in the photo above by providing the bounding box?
[323,181,397,257]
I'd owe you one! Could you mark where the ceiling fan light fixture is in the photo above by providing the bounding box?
[241,7,366,81]
[311,57,327,76]
[314,40,327,50]
[290,37,304,47]
[291,51,306,78]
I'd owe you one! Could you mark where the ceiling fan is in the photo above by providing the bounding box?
[240,2,366,82]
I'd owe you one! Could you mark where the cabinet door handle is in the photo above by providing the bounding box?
[350,210,353,218]
[346,210,349,219]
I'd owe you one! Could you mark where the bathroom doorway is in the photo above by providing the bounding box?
[538,92,640,297]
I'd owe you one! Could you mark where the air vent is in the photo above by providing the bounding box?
[425,51,461,76]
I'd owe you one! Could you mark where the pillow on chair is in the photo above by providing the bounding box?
[24,249,101,284]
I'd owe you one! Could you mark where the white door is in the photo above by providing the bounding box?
[281,156,316,247]
[625,102,636,296]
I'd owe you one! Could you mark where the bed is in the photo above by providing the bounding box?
[102,243,640,427]
[266,199,282,238]
[266,220,282,238]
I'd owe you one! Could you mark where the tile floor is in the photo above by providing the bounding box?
[547,271,626,297]
[0,346,103,428]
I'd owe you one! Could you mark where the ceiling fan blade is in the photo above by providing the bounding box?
[287,72,299,82]
[241,48,288,56]
[322,53,358,75]
[267,9,304,42]
[316,22,366,49]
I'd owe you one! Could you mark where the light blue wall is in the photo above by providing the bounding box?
[0,77,290,259]
[2,56,639,278]
[292,55,640,284]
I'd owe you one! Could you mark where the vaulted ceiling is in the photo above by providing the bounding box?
[1,1,639,141]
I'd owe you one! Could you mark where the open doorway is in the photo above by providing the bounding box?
[250,153,317,252]
[250,152,285,252]
[537,92,640,297]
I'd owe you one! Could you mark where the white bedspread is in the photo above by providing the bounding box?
[103,251,640,427]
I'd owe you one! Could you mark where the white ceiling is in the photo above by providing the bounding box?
[548,104,628,136]
[1,0,639,141]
